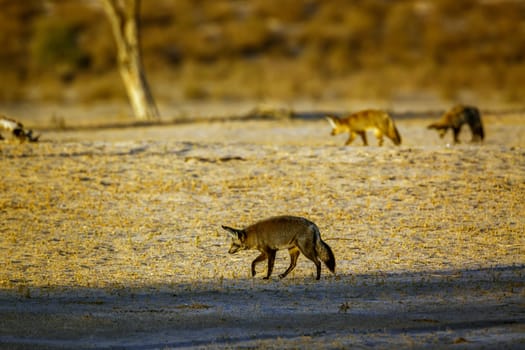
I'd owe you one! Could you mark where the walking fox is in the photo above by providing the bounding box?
[222,215,335,280]
[427,105,484,143]
[326,109,402,146]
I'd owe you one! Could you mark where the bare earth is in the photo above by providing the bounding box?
[1,113,524,349]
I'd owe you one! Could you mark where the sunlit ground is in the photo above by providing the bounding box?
[0,111,523,348]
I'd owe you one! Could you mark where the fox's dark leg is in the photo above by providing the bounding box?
[315,261,321,280]
[453,127,461,143]
[251,253,267,277]
[467,109,484,142]
[263,249,277,280]
[279,247,300,279]
[358,131,368,146]
[296,246,322,280]
[468,122,484,142]
[472,133,483,142]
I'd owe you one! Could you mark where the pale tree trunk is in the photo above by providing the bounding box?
[101,0,159,121]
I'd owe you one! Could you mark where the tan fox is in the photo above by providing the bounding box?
[222,215,335,280]
[427,105,484,143]
[0,115,39,143]
[326,109,402,146]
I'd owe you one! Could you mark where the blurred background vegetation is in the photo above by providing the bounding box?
[1,0,524,106]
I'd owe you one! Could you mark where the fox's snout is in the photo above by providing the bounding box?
[228,244,241,254]
[330,126,344,136]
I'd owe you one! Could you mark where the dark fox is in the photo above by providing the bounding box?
[428,105,484,143]
[222,215,335,280]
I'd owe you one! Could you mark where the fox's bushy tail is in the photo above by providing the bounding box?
[314,227,336,273]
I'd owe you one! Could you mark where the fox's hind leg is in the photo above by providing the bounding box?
[358,131,368,146]
[469,122,484,142]
[296,245,322,280]
[279,247,300,279]
[251,253,267,277]
[263,249,277,280]
[452,127,462,143]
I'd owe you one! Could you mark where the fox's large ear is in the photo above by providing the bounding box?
[325,116,337,128]
[222,225,236,236]
[222,225,241,237]
[222,225,247,241]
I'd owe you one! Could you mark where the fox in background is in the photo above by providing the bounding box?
[427,105,485,143]
[0,115,39,143]
[222,215,335,280]
[326,109,402,146]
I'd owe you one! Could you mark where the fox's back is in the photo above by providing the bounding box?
[342,110,391,131]
[437,105,479,128]
[246,215,315,248]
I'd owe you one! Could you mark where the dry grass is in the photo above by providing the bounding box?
[0,115,523,348]
[1,142,522,288]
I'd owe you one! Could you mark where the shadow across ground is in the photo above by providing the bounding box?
[0,265,523,349]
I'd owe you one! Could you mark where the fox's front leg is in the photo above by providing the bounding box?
[345,132,357,145]
[452,127,461,143]
[264,250,277,280]
[251,253,267,277]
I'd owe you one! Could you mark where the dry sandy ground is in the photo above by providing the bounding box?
[0,113,524,349]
